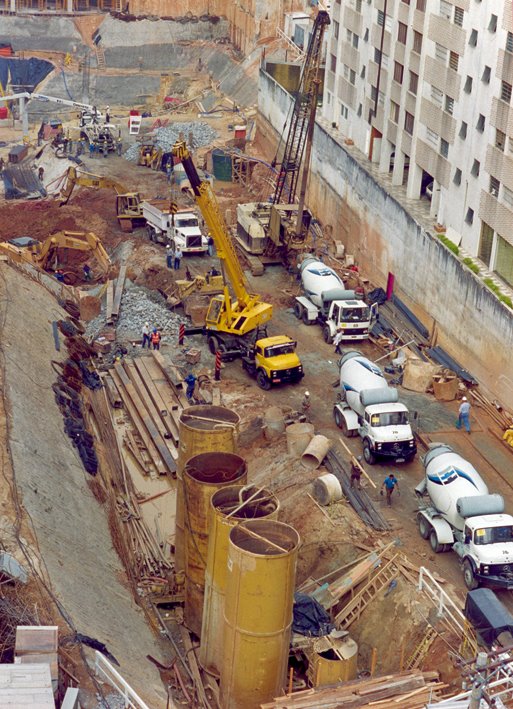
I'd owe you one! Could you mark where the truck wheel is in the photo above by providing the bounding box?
[302,310,311,326]
[293,302,303,320]
[363,441,376,465]
[418,515,430,540]
[208,335,219,355]
[323,326,333,344]
[146,226,154,242]
[256,370,271,390]
[334,408,344,429]
[463,560,479,590]
[429,530,443,553]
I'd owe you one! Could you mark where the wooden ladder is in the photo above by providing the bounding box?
[334,557,399,629]
[95,44,106,70]
[405,625,437,670]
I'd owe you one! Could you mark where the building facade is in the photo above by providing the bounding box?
[322,0,513,287]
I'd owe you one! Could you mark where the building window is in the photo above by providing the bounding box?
[413,31,423,54]
[343,65,356,85]
[364,28,369,42]
[482,66,491,84]
[440,138,449,158]
[503,186,513,208]
[426,127,439,146]
[471,159,480,177]
[489,14,497,33]
[401,0,410,4]
[501,81,512,104]
[346,28,352,42]
[374,48,382,63]
[398,22,407,44]
[464,76,473,93]
[476,114,485,132]
[479,223,494,267]
[465,208,474,225]
[490,176,500,196]
[355,0,362,11]
[330,54,337,72]
[394,61,404,84]
[333,20,339,39]
[449,52,459,71]
[507,32,513,53]
[495,129,506,152]
[377,9,385,26]
[340,103,349,119]
[435,43,448,62]
[431,85,443,106]
[440,0,451,19]
[357,103,362,117]
[404,111,414,135]
[444,95,454,114]
[495,236,513,287]
[370,85,378,102]
[360,65,366,78]
[378,90,385,107]
[459,121,468,139]
[417,0,426,10]
[409,71,419,95]
[453,168,462,185]
[454,7,464,26]
[353,33,359,48]
[382,53,389,69]
[390,101,400,123]
[469,29,478,47]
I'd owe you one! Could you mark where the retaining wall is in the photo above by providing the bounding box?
[258,69,513,408]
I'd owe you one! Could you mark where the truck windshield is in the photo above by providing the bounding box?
[474,526,513,545]
[175,218,198,228]
[264,343,297,357]
[341,307,370,322]
[370,411,409,426]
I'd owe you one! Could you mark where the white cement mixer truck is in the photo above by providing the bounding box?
[416,443,513,590]
[333,351,416,464]
[294,256,375,342]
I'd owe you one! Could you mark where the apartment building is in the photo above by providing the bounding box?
[322,0,513,288]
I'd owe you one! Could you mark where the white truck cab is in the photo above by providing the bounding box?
[142,201,208,254]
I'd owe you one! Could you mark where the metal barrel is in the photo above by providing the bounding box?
[175,405,240,573]
[183,452,247,637]
[220,520,300,709]
[199,485,280,676]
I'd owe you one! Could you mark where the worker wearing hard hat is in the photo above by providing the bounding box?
[456,396,471,433]
[301,391,311,422]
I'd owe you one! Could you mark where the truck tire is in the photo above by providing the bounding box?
[256,370,271,390]
[334,408,343,429]
[463,560,479,590]
[323,325,333,344]
[363,441,376,465]
[146,226,154,242]
[208,335,220,355]
[293,302,303,320]
[302,310,312,326]
[418,515,430,540]
[429,530,443,553]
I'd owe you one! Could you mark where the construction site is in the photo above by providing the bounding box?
[1,5,513,709]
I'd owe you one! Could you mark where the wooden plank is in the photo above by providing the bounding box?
[110,368,162,478]
[103,374,122,408]
[111,262,127,320]
[133,357,180,445]
[105,279,114,323]
[114,362,177,474]
[179,626,211,709]
[151,349,184,389]
[124,361,172,444]
[15,626,58,654]
[124,429,151,475]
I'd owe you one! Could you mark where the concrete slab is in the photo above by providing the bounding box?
[0,17,82,53]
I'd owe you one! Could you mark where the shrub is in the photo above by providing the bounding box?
[483,277,500,294]
[499,294,513,309]
[463,257,480,274]
[437,233,459,255]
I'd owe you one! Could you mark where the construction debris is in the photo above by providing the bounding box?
[124,122,218,162]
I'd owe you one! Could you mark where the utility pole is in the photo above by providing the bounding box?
[469,652,488,709]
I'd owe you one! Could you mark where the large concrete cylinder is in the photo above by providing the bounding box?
[199,485,280,676]
[183,452,247,637]
[220,520,300,709]
[175,405,240,572]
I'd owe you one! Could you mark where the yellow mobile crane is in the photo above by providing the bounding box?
[172,141,304,390]
[59,167,146,232]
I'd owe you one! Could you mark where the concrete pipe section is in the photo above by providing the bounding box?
[175,405,240,573]
[183,451,247,637]
[200,484,280,677]
[220,519,300,709]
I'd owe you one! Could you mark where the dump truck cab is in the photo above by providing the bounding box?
[242,335,304,390]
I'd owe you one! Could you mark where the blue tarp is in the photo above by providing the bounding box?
[0,57,53,92]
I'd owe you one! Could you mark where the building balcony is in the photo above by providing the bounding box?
[416,139,450,187]
[490,97,513,137]
[503,1,513,33]
[337,77,356,106]
[423,56,461,99]
[419,97,456,143]
[497,49,513,84]
[485,144,513,193]
[427,14,465,55]
[343,5,363,34]
[479,189,513,247]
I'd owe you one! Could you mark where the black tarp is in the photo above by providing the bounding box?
[292,593,334,637]
[465,588,513,647]
[0,57,53,93]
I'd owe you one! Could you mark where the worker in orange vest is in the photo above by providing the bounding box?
[151,329,161,350]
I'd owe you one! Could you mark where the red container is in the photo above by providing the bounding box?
[0,107,8,119]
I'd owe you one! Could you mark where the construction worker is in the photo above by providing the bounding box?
[381,474,400,507]
[54,269,65,282]
[151,328,162,350]
[207,235,215,257]
[166,160,173,183]
[301,391,311,422]
[83,264,92,281]
[0,157,4,172]
[141,322,151,348]
[333,329,345,355]
[184,373,197,402]
[185,266,192,281]
[456,396,471,433]
[105,106,111,123]
[350,456,363,490]
[116,137,123,156]
[38,166,44,182]
[174,247,183,270]
[166,245,174,269]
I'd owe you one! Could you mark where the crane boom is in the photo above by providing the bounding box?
[172,141,272,337]
[272,10,330,206]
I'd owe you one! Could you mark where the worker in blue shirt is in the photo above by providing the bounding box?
[381,474,400,507]
[184,373,197,402]
[456,396,471,433]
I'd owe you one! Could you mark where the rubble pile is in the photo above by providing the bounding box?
[86,284,189,341]
[124,122,218,162]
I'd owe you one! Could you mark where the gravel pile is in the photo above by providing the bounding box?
[124,122,218,162]
[86,284,188,342]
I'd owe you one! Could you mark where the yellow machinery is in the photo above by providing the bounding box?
[173,270,225,302]
[138,143,162,170]
[59,166,146,232]
[0,231,111,283]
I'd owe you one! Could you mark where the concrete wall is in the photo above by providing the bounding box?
[258,69,513,408]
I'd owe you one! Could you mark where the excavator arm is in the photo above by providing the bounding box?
[172,141,272,336]
[36,231,111,274]
[59,166,130,205]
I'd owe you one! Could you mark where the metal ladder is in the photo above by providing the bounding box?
[95,44,106,70]
[335,557,399,629]
[405,625,437,670]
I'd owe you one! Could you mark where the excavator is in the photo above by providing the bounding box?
[58,166,146,232]
[0,231,112,284]
[171,141,304,390]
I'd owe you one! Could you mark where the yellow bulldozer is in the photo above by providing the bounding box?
[0,231,112,284]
